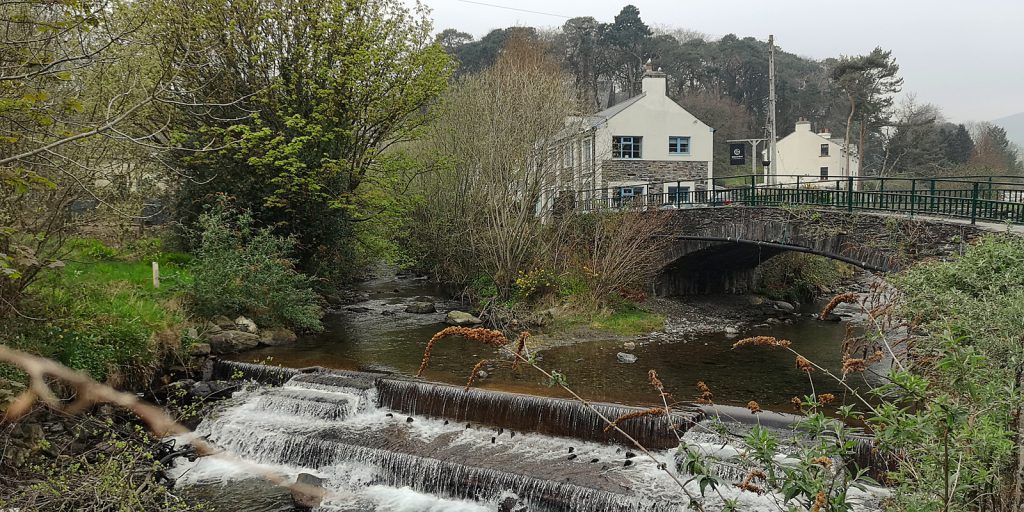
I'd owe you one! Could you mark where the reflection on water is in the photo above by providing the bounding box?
[231,282,877,413]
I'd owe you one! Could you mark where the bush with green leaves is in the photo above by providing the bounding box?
[756,252,850,304]
[189,205,323,332]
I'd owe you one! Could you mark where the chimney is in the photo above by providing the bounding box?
[817,128,832,138]
[795,117,811,132]
[641,58,667,96]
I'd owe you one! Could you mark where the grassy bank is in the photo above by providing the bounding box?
[546,303,665,338]
[1,239,192,386]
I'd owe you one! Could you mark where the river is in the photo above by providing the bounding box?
[230,276,876,413]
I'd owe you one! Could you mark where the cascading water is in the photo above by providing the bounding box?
[177,363,887,511]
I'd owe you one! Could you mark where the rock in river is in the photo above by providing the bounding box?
[616,352,638,364]
[206,330,260,354]
[405,301,436,314]
[259,327,298,346]
[445,310,483,326]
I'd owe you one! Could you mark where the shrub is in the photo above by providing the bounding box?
[189,204,323,332]
[756,252,848,304]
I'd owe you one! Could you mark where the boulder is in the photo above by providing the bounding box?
[616,352,638,364]
[234,315,258,334]
[405,301,436,314]
[206,330,260,354]
[188,342,212,357]
[189,381,237,400]
[773,300,796,313]
[211,315,236,330]
[724,327,740,335]
[345,306,372,313]
[445,310,483,326]
[292,472,325,510]
[622,341,636,350]
[259,327,298,346]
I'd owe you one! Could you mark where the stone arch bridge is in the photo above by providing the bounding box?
[655,207,987,295]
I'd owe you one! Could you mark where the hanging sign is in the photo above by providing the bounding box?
[729,143,746,165]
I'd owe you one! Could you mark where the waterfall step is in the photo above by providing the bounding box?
[203,392,684,511]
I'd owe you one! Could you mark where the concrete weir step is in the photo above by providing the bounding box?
[205,384,687,511]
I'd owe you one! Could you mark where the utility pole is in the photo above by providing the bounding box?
[767,34,778,185]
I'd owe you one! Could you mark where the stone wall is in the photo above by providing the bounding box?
[602,159,707,184]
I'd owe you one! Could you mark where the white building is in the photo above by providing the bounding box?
[768,119,859,186]
[550,63,715,207]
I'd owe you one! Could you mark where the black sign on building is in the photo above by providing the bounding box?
[729,143,746,165]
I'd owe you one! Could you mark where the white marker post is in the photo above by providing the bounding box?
[152,261,160,289]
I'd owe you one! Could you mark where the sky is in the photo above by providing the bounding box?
[418,0,1024,123]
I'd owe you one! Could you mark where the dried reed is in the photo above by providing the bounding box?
[732,336,792,349]
[795,355,814,373]
[602,407,665,433]
[695,380,714,405]
[417,327,509,377]
[842,357,867,375]
[820,292,859,320]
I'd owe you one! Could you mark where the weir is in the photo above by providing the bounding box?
[193,361,885,511]
[375,377,703,450]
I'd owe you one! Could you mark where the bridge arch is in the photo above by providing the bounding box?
[654,207,981,295]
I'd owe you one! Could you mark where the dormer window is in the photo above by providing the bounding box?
[612,136,642,159]
[820,144,829,157]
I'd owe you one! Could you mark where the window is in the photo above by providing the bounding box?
[669,136,691,155]
[667,186,690,203]
[613,185,644,206]
[612,136,642,159]
[820,144,830,157]
[564,143,574,168]
[820,167,829,180]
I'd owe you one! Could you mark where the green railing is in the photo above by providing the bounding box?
[564,175,1024,225]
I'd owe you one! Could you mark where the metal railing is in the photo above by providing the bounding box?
[560,174,1024,225]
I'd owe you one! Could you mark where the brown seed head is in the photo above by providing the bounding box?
[820,292,859,320]
[795,355,814,373]
[732,336,792,350]
[418,327,509,377]
[811,456,833,468]
[603,408,665,433]
[818,393,836,405]
[791,396,803,410]
[841,357,867,375]
[746,400,762,414]
[695,381,714,405]
[811,491,827,512]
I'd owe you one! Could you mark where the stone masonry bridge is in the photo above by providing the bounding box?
[654,207,987,295]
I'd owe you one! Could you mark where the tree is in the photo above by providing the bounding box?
[167,0,454,284]
[560,17,603,111]
[970,123,1022,173]
[830,48,903,175]
[940,123,975,165]
[409,35,580,295]
[0,0,227,315]
[600,5,653,97]
[436,28,474,53]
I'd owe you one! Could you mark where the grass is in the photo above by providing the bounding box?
[1,238,193,384]
[588,308,665,335]
[550,303,666,337]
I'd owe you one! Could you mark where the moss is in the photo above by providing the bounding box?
[549,303,665,337]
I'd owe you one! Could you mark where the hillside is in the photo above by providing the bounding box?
[993,112,1024,148]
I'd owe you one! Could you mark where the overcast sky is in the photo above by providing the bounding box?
[419,0,1024,123]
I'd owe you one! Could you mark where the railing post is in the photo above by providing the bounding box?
[909,179,916,218]
[750,174,756,206]
[675,180,681,206]
[929,179,936,213]
[971,181,979,224]
[847,176,854,212]
[879,178,885,209]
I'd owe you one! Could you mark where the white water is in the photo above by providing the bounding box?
[174,373,887,511]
